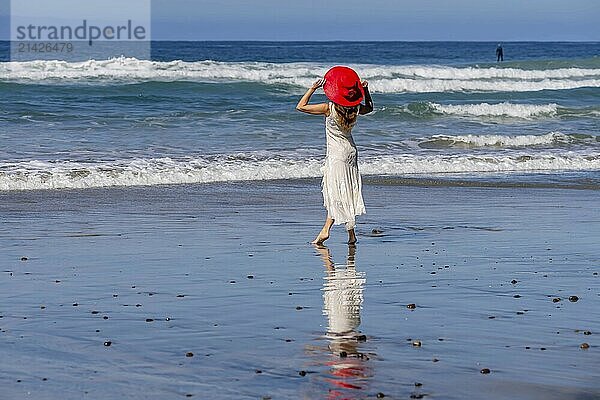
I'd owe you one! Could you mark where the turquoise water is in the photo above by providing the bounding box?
[0,41,599,190]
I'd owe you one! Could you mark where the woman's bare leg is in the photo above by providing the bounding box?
[347,228,357,244]
[312,217,334,244]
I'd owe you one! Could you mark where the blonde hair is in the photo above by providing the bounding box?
[333,103,359,131]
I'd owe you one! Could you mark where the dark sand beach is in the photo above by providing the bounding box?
[0,180,598,399]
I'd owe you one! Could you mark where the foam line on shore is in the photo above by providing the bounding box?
[2,152,599,191]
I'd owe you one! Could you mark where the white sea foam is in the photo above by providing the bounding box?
[2,57,600,93]
[420,132,572,148]
[366,153,600,175]
[430,102,559,118]
[1,153,598,191]
[373,78,600,93]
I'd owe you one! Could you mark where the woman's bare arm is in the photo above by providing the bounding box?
[359,80,373,115]
[296,79,329,115]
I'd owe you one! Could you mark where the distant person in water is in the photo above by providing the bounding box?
[296,66,373,245]
[496,44,504,62]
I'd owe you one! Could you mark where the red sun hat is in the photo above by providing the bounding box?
[323,66,364,107]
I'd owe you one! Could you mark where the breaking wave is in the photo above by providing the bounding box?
[2,152,599,191]
[429,102,559,118]
[417,132,586,149]
[2,57,600,93]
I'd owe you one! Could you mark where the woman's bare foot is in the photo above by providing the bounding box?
[312,217,334,245]
[348,229,357,244]
[311,230,330,245]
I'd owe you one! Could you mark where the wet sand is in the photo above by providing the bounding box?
[0,180,598,399]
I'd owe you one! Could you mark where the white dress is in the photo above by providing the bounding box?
[321,103,366,230]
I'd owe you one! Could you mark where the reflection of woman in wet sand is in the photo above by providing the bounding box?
[320,245,365,344]
[312,244,372,397]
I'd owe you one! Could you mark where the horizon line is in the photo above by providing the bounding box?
[0,39,599,43]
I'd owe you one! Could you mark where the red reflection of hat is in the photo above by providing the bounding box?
[323,66,364,107]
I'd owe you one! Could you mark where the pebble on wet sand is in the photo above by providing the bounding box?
[568,296,579,302]
[20,257,28,261]
[480,368,491,374]
[103,341,112,347]
[186,352,194,357]
[145,318,154,322]
[552,297,561,303]
[580,343,590,349]
[414,382,422,387]
[407,303,416,309]
[412,340,422,347]
[299,370,307,377]
[376,392,385,398]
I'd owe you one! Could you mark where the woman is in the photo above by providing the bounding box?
[296,66,373,244]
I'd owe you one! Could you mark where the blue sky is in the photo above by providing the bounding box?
[1,0,599,41]
[151,0,599,41]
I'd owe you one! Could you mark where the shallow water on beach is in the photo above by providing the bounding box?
[1,181,598,399]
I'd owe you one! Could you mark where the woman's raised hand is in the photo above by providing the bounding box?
[311,78,325,90]
[296,78,329,115]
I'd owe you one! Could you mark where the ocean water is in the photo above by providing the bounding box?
[0,41,599,191]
